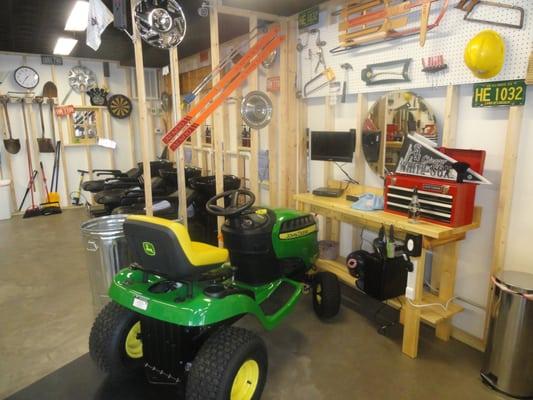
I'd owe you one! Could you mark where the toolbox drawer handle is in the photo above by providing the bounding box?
[87,240,99,252]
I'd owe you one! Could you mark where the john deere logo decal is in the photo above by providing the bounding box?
[142,242,156,256]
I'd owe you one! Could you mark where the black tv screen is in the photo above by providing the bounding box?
[310,130,356,162]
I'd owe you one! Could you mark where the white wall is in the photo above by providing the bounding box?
[306,84,533,338]
[0,52,158,208]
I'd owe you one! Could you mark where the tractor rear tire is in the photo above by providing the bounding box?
[312,271,341,319]
[186,326,268,400]
[89,302,144,378]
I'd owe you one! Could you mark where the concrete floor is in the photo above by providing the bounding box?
[0,209,504,399]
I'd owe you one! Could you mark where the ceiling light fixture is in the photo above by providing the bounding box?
[65,1,90,31]
[53,38,78,55]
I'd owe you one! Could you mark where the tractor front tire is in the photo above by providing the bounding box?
[89,302,144,378]
[312,271,341,319]
[186,326,268,400]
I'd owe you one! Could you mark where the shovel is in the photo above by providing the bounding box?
[42,81,58,99]
[0,95,20,154]
[35,97,55,153]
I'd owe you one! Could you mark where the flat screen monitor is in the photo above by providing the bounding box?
[310,129,356,163]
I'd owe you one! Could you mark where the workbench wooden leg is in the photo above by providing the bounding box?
[434,242,458,341]
[402,249,427,358]
[330,219,340,243]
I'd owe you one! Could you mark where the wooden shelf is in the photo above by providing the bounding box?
[294,188,481,240]
[387,292,463,326]
[316,258,354,288]
[315,258,463,326]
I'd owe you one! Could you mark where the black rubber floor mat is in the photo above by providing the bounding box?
[259,281,296,316]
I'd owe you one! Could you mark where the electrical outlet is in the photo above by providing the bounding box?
[405,259,417,300]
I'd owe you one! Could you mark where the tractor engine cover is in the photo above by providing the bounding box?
[222,208,282,286]
[222,208,319,286]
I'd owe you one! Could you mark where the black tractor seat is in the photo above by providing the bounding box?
[124,215,229,281]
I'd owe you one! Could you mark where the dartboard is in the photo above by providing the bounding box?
[107,94,132,119]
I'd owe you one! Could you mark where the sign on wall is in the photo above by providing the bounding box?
[472,79,526,108]
[298,6,319,29]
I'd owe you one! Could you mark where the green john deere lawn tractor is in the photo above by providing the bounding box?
[89,188,340,400]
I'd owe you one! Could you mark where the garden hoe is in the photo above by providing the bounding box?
[1,95,20,154]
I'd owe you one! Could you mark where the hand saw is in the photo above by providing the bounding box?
[162,27,283,148]
[165,33,285,150]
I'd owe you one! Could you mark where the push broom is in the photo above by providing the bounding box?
[39,161,61,215]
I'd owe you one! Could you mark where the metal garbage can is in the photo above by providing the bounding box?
[81,215,132,316]
[481,271,533,398]
[0,179,12,220]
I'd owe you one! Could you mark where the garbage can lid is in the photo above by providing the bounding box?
[495,270,533,295]
[81,214,128,236]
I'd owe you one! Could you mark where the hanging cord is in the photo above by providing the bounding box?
[335,162,359,184]
[407,296,457,312]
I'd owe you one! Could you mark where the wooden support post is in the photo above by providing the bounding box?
[323,65,335,241]
[125,70,137,165]
[278,20,289,207]
[101,72,116,170]
[431,85,459,288]
[267,53,279,207]
[216,1,285,22]
[434,241,458,341]
[296,102,308,195]
[169,47,188,226]
[234,87,245,184]
[222,100,231,174]
[442,85,458,148]
[402,248,427,358]
[248,16,260,197]
[131,1,153,216]
[353,93,367,249]
[482,105,524,347]
[0,103,17,210]
[210,3,225,242]
[285,18,299,208]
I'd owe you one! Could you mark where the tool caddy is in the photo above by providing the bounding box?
[384,141,487,227]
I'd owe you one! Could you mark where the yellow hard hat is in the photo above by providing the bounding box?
[464,30,505,79]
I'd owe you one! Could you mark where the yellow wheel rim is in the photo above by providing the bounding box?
[230,359,260,400]
[125,321,143,359]
[315,283,322,305]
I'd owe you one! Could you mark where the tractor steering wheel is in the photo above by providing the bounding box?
[206,189,255,217]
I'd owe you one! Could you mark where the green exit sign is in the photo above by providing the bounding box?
[472,79,526,108]
[298,6,319,29]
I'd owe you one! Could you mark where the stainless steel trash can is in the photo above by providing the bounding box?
[481,271,533,398]
[81,215,132,316]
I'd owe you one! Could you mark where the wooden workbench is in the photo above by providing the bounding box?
[294,185,481,358]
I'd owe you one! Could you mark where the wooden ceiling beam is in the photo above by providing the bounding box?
[217,1,286,22]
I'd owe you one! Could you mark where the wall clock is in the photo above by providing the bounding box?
[14,66,40,89]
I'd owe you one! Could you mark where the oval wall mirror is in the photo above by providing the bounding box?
[362,91,438,177]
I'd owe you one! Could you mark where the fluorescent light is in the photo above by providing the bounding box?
[65,1,89,31]
[54,38,78,55]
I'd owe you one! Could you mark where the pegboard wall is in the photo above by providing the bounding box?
[299,0,532,98]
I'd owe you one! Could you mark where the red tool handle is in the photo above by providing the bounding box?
[168,34,285,151]
[163,26,280,145]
